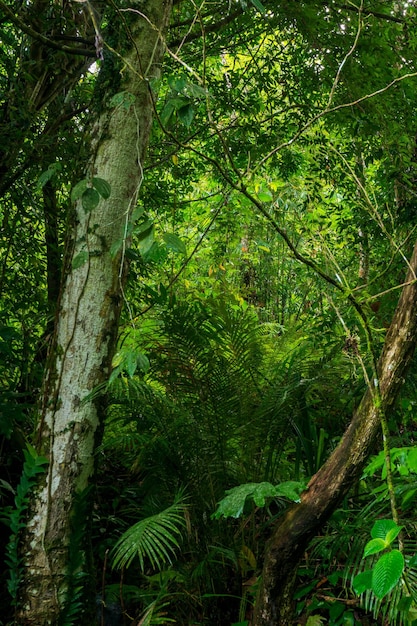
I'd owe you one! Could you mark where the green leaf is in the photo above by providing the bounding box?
[111,495,186,571]
[401,487,417,509]
[131,206,145,222]
[364,451,385,477]
[398,596,413,612]
[327,572,340,586]
[125,351,137,378]
[306,616,325,626]
[110,239,123,258]
[160,96,189,127]
[363,538,387,557]
[135,219,153,236]
[136,352,150,373]
[328,600,345,621]
[37,163,61,189]
[111,350,149,378]
[352,570,373,595]
[186,82,207,98]
[250,0,266,13]
[385,525,403,545]
[138,227,155,256]
[340,611,355,626]
[0,479,15,495]
[252,482,279,507]
[257,191,273,202]
[71,179,88,202]
[213,481,304,519]
[92,177,111,199]
[25,443,40,460]
[38,169,53,189]
[72,250,89,270]
[178,103,195,127]
[371,519,399,540]
[112,352,123,368]
[108,364,122,384]
[82,188,100,212]
[274,481,304,502]
[407,448,417,472]
[372,550,404,598]
[409,554,417,568]
[163,233,186,255]
[213,483,267,519]
[160,100,176,127]
[168,75,187,93]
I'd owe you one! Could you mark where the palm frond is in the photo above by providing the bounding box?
[111,494,187,572]
[137,600,175,625]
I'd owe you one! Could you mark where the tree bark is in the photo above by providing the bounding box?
[254,241,417,625]
[43,180,61,315]
[16,2,172,624]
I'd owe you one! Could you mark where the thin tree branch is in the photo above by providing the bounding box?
[169,8,244,48]
[326,0,363,108]
[257,71,417,170]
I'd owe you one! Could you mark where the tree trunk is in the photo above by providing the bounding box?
[17,2,172,624]
[254,241,417,625]
[43,180,61,315]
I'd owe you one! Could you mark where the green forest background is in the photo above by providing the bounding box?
[2,1,417,624]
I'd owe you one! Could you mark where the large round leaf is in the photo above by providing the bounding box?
[82,187,100,212]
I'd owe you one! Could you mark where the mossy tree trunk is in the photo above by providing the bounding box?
[254,241,417,625]
[17,2,172,624]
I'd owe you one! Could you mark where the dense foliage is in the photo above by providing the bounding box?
[2,0,417,624]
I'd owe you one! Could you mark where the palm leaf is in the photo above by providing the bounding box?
[111,495,187,571]
[137,600,175,625]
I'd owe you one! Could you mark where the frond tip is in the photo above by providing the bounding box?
[111,495,187,572]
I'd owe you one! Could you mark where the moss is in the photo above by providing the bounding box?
[92,49,123,113]
[93,0,148,110]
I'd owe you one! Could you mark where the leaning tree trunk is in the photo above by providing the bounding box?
[17,2,172,624]
[254,242,417,625]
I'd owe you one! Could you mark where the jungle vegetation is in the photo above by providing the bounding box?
[1,1,417,624]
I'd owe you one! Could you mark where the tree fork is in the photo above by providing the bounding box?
[16,1,172,624]
[254,241,417,625]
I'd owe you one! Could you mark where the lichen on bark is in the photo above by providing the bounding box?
[16,2,172,624]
